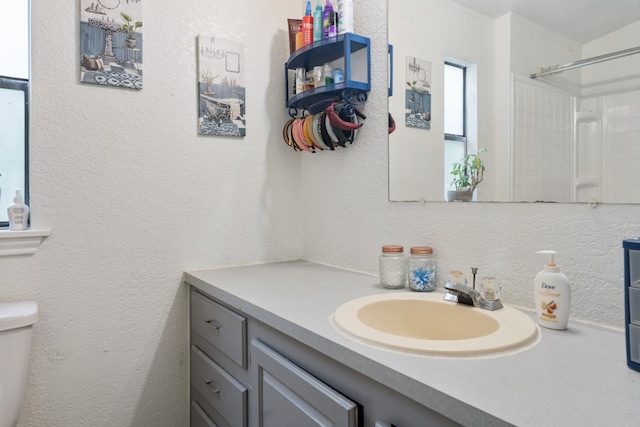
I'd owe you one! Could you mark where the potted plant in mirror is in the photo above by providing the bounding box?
[121,12,142,49]
[447,148,486,202]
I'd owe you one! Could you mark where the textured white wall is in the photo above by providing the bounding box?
[5,0,640,425]
[5,0,300,425]
[301,0,640,328]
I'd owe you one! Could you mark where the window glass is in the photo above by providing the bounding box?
[0,0,29,79]
[444,63,464,136]
[444,138,466,191]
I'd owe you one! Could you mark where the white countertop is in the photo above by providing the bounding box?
[184,260,639,427]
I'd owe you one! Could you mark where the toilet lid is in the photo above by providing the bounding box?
[0,301,38,331]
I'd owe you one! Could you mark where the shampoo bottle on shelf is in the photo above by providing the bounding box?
[534,250,571,330]
[337,0,353,34]
[7,188,30,230]
[313,0,323,41]
[303,1,314,45]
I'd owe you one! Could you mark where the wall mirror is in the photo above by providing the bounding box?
[388,0,640,203]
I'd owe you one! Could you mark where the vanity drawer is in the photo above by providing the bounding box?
[191,290,247,368]
[630,287,640,326]
[629,324,640,364]
[191,345,247,427]
[191,400,219,427]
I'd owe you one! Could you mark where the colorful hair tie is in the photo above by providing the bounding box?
[282,119,297,150]
[326,102,365,131]
[303,114,320,151]
[311,113,330,150]
[324,113,341,147]
[292,118,313,153]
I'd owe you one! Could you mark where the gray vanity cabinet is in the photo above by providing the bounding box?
[188,285,459,427]
[250,339,358,427]
[189,288,359,427]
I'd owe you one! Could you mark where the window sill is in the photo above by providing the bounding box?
[0,228,51,256]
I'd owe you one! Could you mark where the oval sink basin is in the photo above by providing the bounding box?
[333,292,539,356]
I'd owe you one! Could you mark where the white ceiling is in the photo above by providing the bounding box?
[448,0,640,43]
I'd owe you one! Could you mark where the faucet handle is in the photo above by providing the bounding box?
[479,276,501,301]
[478,277,504,311]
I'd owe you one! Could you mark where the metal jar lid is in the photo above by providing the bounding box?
[410,246,433,255]
[382,245,404,253]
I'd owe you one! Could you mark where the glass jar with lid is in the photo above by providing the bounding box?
[379,245,407,289]
[407,246,437,292]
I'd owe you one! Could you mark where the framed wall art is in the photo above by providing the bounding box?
[198,35,246,137]
[80,0,143,90]
[405,56,431,129]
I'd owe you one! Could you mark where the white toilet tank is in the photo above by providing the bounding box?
[0,301,38,427]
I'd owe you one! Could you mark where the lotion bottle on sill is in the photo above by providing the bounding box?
[7,188,30,230]
[534,250,571,330]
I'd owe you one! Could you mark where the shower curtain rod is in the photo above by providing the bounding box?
[530,45,640,79]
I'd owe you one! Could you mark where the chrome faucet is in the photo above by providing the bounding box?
[443,281,483,306]
[443,269,504,311]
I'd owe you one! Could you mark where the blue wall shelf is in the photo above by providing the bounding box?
[285,33,370,111]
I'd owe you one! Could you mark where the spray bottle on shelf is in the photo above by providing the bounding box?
[534,250,571,330]
[7,188,30,230]
[313,0,323,41]
[323,0,334,39]
[302,1,314,46]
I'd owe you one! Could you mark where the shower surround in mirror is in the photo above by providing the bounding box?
[388,0,640,203]
[197,35,246,137]
[80,0,143,90]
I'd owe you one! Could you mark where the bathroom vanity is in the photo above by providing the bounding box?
[185,260,640,427]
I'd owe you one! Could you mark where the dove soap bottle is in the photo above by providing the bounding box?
[534,250,571,330]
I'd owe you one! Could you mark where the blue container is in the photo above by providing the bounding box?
[624,238,640,372]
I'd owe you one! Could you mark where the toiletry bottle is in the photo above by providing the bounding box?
[323,0,334,39]
[337,0,353,35]
[295,67,306,93]
[313,0,323,42]
[328,11,337,37]
[302,1,314,45]
[295,28,304,50]
[7,188,30,230]
[333,67,344,83]
[323,63,334,85]
[534,250,571,330]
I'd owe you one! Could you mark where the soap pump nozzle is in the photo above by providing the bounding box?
[537,250,559,271]
[13,189,24,204]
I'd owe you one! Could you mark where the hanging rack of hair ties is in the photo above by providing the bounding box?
[282,90,396,153]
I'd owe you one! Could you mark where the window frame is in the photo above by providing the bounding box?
[0,74,30,228]
[444,61,467,151]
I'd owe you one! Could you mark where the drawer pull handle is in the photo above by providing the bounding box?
[205,320,221,331]
[205,380,220,395]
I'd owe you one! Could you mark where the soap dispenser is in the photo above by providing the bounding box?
[534,250,571,330]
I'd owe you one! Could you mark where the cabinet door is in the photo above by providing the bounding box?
[250,339,359,427]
